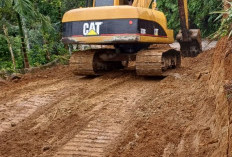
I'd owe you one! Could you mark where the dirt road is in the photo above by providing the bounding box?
[0,40,231,157]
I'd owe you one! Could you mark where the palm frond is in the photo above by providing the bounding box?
[210,0,232,39]
[214,14,223,22]
[39,14,54,32]
[13,0,35,18]
[210,11,227,14]
[229,30,232,38]
[0,0,13,8]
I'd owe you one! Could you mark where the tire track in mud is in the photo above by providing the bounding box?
[54,79,158,157]
[55,121,121,157]
[0,78,63,102]
[0,72,136,157]
[0,80,73,134]
[0,72,131,135]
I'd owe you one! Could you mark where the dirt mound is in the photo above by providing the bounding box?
[107,38,232,157]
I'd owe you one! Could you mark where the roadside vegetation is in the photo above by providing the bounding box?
[211,1,232,39]
[0,0,228,72]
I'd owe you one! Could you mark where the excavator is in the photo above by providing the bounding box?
[62,0,202,76]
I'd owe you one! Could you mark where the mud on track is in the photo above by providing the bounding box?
[0,46,225,157]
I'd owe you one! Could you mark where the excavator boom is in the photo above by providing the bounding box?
[124,0,202,57]
[178,0,189,40]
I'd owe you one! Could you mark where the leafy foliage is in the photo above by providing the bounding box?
[0,34,22,70]
[210,1,232,39]
[157,0,222,36]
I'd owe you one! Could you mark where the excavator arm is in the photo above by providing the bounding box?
[132,0,202,57]
[176,0,202,57]
[178,0,189,40]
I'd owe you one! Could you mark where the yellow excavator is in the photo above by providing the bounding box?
[62,0,202,76]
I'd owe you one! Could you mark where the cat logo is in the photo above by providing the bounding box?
[83,22,103,36]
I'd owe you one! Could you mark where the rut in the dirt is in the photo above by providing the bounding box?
[54,75,157,157]
[0,80,70,134]
[0,69,156,157]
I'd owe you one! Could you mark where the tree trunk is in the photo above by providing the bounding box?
[17,13,30,68]
[58,1,63,42]
[22,17,31,51]
[42,35,51,62]
[57,1,64,55]
[3,25,16,70]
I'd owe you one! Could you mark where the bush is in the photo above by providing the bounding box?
[157,0,222,37]
[211,1,232,39]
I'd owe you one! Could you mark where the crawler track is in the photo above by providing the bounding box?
[136,48,181,76]
[70,50,96,76]
[71,47,181,77]
[70,50,124,76]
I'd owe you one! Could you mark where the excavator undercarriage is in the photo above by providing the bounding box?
[70,47,181,76]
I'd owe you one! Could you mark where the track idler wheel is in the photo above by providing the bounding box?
[70,50,124,76]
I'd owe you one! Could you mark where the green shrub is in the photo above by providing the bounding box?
[211,1,232,39]
[157,0,222,37]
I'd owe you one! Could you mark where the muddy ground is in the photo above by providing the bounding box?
[0,39,231,157]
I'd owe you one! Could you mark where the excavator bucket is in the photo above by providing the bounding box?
[176,29,202,57]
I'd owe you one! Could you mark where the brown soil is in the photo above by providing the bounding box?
[0,39,231,157]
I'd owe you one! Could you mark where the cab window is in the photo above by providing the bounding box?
[95,0,114,6]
